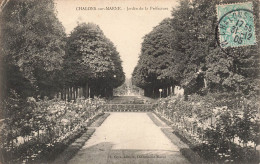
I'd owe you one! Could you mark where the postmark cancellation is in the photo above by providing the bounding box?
[217,2,256,48]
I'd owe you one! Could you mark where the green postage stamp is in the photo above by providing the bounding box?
[217,2,256,48]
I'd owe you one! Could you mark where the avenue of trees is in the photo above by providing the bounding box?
[0,0,124,162]
[132,0,259,98]
[1,0,66,100]
[0,0,125,123]
[0,0,125,103]
[132,0,260,162]
[64,23,125,99]
[132,18,174,97]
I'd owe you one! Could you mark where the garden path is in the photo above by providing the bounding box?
[68,112,189,164]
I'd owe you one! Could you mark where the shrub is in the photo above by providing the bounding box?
[0,97,106,163]
[154,93,260,163]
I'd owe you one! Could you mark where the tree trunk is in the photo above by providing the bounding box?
[204,78,207,88]
[64,88,68,101]
[72,87,76,100]
[152,87,155,98]
[85,83,89,98]
[82,85,86,98]
[86,83,89,98]
[76,87,78,99]
[67,87,70,102]
[163,87,167,97]
[64,88,66,101]
[80,87,84,98]
[89,87,93,98]
[71,87,74,100]
[70,87,73,101]
[61,89,64,100]
[104,88,107,97]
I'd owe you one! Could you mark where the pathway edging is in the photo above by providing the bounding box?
[146,112,167,127]
[152,111,208,164]
[52,113,110,164]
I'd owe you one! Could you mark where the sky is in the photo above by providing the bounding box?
[55,0,179,78]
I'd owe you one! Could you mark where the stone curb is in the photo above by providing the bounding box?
[52,113,110,164]
[52,128,95,164]
[153,112,208,164]
[89,113,110,127]
[146,112,167,127]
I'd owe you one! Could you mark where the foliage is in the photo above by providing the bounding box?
[0,97,106,163]
[170,0,260,94]
[65,23,125,96]
[132,0,259,96]
[0,0,66,98]
[113,82,128,96]
[0,2,125,162]
[132,18,174,97]
[154,93,260,163]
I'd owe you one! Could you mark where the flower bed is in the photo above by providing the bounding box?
[0,97,106,163]
[154,93,260,163]
[52,128,96,164]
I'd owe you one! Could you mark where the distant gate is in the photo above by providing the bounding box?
[103,104,154,112]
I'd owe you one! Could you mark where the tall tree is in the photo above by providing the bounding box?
[132,18,174,97]
[0,0,66,99]
[169,0,259,95]
[169,0,217,95]
[66,23,125,98]
[133,0,259,97]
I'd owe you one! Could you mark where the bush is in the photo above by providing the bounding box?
[0,97,106,163]
[154,93,260,163]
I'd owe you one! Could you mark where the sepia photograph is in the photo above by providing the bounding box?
[0,0,259,163]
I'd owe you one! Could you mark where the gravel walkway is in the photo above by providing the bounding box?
[68,112,189,164]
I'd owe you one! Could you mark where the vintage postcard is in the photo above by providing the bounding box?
[0,0,259,163]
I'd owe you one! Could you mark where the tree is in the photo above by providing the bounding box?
[0,0,66,99]
[65,23,125,98]
[168,0,218,95]
[235,99,259,148]
[0,1,66,157]
[205,0,259,95]
[133,0,259,97]
[170,0,259,95]
[132,18,174,98]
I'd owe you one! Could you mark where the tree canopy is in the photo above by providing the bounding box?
[132,0,259,97]
[65,23,125,97]
[132,18,174,97]
[0,0,66,98]
[1,0,125,101]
